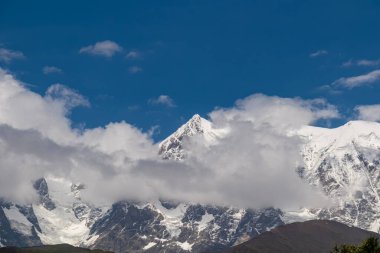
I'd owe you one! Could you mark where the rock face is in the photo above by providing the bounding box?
[89,202,283,253]
[3,116,380,253]
[0,201,42,247]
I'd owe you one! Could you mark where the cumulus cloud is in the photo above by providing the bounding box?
[148,95,176,107]
[0,47,25,63]
[332,69,380,89]
[0,69,337,209]
[42,66,63,74]
[354,104,380,122]
[309,49,328,58]
[79,40,122,57]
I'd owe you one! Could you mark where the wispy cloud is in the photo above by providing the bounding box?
[148,95,176,107]
[332,69,380,89]
[341,59,354,67]
[354,104,380,122]
[128,66,142,74]
[79,40,122,57]
[0,48,25,63]
[126,50,141,60]
[342,58,380,67]
[309,49,328,58]
[45,84,90,110]
[42,66,63,75]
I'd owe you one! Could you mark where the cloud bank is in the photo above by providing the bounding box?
[0,69,338,209]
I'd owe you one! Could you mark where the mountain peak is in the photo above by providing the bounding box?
[190,114,201,120]
[158,114,213,160]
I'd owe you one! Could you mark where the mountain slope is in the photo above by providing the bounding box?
[297,121,380,231]
[220,220,378,253]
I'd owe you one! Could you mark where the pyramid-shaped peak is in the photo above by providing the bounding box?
[190,114,201,121]
[158,114,214,160]
[179,114,210,135]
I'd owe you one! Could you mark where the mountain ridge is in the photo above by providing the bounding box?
[3,115,380,253]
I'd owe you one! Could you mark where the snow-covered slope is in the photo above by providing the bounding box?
[158,114,226,160]
[3,116,380,253]
[297,121,380,232]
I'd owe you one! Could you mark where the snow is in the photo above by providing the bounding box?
[282,208,318,223]
[228,209,245,235]
[143,242,157,250]
[33,176,110,246]
[196,212,214,232]
[175,241,194,251]
[34,203,90,245]
[158,114,228,160]
[295,120,380,232]
[3,206,33,236]
[153,201,188,238]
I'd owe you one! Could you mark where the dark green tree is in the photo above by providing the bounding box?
[331,237,380,253]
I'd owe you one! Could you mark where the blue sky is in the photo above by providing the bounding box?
[1,0,380,140]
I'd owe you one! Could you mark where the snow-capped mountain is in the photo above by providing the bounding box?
[158,114,224,160]
[0,115,283,253]
[297,121,380,232]
[3,115,380,252]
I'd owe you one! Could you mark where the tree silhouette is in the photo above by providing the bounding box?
[332,237,380,253]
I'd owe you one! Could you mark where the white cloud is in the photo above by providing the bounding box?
[354,104,380,122]
[0,69,76,144]
[309,49,328,58]
[342,59,380,68]
[342,59,354,68]
[138,94,337,209]
[148,95,176,107]
[126,50,141,59]
[0,69,337,209]
[0,48,25,63]
[332,69,380,89]
[128,66,142,74]
[79,40,122,57]
[357,59,380,67]
[45,83,90,110]
[42,66,63,74]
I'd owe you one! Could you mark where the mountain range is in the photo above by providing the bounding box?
[2,114,380,253]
